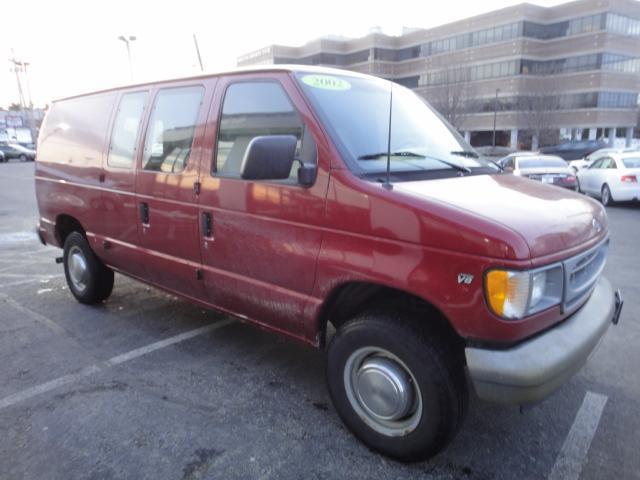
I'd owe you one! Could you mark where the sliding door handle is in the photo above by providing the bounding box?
[139,202,149,225]
[201,212,212,238]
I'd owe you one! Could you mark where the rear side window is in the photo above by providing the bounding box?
[107,91,148,169]
[622,157,640,168]
[215,81,316,180]
[142,86,204,174]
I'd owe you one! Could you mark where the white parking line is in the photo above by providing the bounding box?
[0,273,61,278]
[0,319,234,411]
[0,292,67,335]
[548,391,608,480]
[0,275,64,289]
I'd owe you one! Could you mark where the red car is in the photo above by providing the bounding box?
[35,66,622,461]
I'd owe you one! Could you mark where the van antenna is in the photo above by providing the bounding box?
[383,83,393,190]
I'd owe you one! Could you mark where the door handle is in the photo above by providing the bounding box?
[139,202,149,225]
[201,212,212,238]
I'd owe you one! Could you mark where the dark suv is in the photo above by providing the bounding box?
[540,139,608,161]
[0,142,36,161]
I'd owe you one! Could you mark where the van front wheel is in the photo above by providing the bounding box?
[63,232,114,304]
[326,310,467,462]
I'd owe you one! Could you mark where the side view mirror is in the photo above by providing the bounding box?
[241,135,297,181]
[240,134,317,186]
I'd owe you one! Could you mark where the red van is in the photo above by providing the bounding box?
[35,66,622,461]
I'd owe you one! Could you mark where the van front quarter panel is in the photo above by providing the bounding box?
[308,168,567,346]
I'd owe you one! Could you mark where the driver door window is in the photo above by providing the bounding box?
[215,81,316,183]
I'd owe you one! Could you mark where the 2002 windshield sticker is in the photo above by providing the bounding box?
[302,75,351,90]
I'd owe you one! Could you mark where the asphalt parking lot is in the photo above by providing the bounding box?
[1,161,639,480]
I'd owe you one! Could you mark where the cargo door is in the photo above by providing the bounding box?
[134,80,215,301]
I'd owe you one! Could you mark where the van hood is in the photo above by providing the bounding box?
[394,174,607,259]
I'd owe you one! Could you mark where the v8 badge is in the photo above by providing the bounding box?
[457,273,474,285]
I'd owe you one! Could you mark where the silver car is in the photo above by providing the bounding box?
[498,153,577,190]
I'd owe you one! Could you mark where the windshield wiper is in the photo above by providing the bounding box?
[358,151,471,174]
[451,149,504,172]
[450,150,479,159]
[358,151,425,160]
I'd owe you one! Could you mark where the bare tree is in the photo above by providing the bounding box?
[516,71,565,150]
[423,68,476,131]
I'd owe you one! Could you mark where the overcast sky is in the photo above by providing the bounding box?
[1,0,567,107]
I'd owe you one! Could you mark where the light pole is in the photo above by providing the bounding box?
[492,88,500,148]
[118,35,136,81]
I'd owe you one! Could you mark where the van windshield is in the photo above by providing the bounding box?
[295,72,498,178]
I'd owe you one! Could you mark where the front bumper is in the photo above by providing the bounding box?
[465,276,620,405]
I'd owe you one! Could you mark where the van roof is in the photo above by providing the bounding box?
[53,65,378,103]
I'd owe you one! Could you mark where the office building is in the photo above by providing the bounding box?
[238,0,640,148]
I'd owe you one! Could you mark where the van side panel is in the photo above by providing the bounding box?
[36,92,118,247]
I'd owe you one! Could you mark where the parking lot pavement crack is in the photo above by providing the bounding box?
[182,448,226,480]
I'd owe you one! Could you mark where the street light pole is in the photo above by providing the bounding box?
[118,35,136,81]
[492,88,500,148]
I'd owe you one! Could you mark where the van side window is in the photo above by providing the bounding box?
[216,81,316,181]
[142,86,203,174]
[107,91,147,169]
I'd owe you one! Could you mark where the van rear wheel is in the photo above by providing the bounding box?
[326,310,468,462]
[63,232,114,304]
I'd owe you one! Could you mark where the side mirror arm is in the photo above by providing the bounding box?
[295,158,317,186]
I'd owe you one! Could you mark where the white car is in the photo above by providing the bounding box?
[569,148,638,173]
[576,152,640,205]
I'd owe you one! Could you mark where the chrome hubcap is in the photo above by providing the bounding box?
[344,347,422,437]
[68,246,88,292]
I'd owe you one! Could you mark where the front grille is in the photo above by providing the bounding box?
[562,237,609,313]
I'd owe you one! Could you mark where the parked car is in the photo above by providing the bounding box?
[0,150,5,162]
[35,66,621,462]
[577,151,640,205]
[0,142,36,161]
[540,139,608,161]
[569,148,639,173]
[498,153,577,189]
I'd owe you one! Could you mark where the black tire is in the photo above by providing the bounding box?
[327,310,468,462]
[601,184,615,206]
[63,232,114,304]
[19,154,27,162]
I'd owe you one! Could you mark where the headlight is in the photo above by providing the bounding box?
[485,264,563,320]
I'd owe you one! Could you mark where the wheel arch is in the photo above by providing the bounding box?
[316,281,463,351]
[55,214,86,246]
